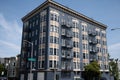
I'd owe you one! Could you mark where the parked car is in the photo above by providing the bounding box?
[0,77,7,80]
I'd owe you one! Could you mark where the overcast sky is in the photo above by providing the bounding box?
[0,0,120,59]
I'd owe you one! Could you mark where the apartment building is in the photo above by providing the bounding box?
[20,0,109,80]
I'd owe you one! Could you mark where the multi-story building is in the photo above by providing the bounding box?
[0,58,4,64]
[7,57,17,80]
[2,55,20,80]
[20,0,109,80]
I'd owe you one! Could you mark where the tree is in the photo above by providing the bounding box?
[0,64,4,76]
[84,61,101,80]
[109,60,119,80]
[0,64,7,77]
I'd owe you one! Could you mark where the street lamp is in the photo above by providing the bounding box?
[111,28,120,31]
[23,40,33,80]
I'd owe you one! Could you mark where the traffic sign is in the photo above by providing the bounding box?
[28,58,36,61]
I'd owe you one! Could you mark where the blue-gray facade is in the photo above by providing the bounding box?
[20,0,109,80]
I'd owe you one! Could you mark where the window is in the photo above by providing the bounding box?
[29,33,31,38]
[50,25,54,32]
[50,48,53,55]
[62,49,65,56]
[50,36,59,44]
[73,42,79,47]
[42,61,44,68]
[43,26,46,32]
[73,52,76,57]
[50,25,59,33]
[62,39,65,46]
[33,21,35,27]
[35,40,37,45]
[54,48,57,55]
[82,25,86,31]
[50,13,59,22]
[55,15,57,21]
[33,62,36,68]
[54,61,57,68]
[39,48,45,56]
[30,23,32,29]
[83,53,85,59]
[49,60,52,68]
[36,19,38,25]
[35,29,38,35]
[41,14,46,22]
[51,14,54,20]
[73,62,76,69]
[50,48,58,55]
[40,37,46,44]
[34,50,36,56]
[32,31,34,37]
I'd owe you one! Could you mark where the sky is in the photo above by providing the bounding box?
[0,0,120,59]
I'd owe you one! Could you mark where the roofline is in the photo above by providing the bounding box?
[22,0,48,21]
[22,0,108,28]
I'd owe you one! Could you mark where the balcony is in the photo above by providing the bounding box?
[90,58,97,62]
[62,55,72,60]
[89,39,97,45]
[61,22,72,28]
[89,48,98,53]
[66,42,73,48]
[89,55,97,62]
[61,29,72,38]
[88,30,96,36]
[61,51,72,60]
[61,40,73,48]
[66,30,72,38]
[61,64,72,71]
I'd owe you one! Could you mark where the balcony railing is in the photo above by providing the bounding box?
[61,29,73,38]
[61,64,72,71]
[61,22,72,28]
[89,48,98,53]
[88,30,96,36]
[61,40,73,48]
[89,39,97,44]
[61,51,73,60]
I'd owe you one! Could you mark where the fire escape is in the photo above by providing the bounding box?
[88,30,98,62]
[61,22,73,78]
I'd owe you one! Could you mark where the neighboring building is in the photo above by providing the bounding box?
[2,55,20,80]
[16,54,21,80]
[20,0,109,80]
[7,57,17,80]
[0,58,4,64]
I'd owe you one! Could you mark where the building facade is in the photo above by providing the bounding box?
[20,0,109,80]
[1,56,20,80]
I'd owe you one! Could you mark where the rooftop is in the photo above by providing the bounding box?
[22,0,107,29]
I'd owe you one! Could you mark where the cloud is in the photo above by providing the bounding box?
[0,40,20,50]
[108,43,120,59]
[0,13,22,57]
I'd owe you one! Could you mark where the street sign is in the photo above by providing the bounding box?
[28,58,36,61]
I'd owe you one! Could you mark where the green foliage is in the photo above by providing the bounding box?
[109,61,119,80]
[84,61,101,80]
[0,64,4,76]
[0,64,7,77]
